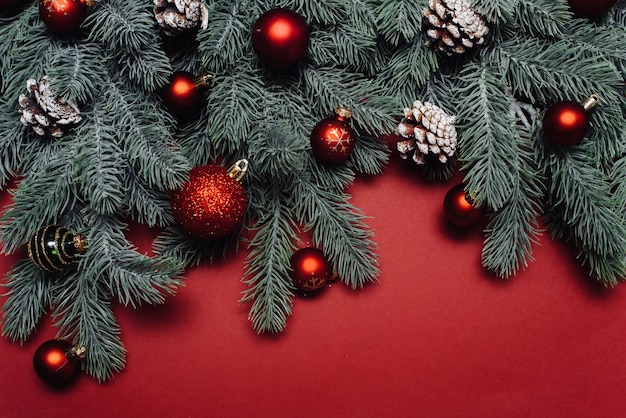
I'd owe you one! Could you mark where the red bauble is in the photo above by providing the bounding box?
[171,160,248,240]
[310,107,356,164]
[160,72,211,120]
[568,0,617,17]
[39,0,92,34]
[443,183,485,228]
[542,97,597,146]
[33,339,84,386]
[251,8,309,68]
[289,247,332,292]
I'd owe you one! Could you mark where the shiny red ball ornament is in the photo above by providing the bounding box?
[33,339,85,386]
[160,72,212,120]
[39,0,94,34]
[171,160,248,240]
[443,183,485,228]
[251,8,309,67]
[542,96,597,147]
[310,107,356,164]
[289,247,332,292]
[568,0,617,17]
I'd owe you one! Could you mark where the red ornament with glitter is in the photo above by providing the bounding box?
[160,71,212,120]
[443,183,485,228]
[542,96,598,147]
[39,0,95,34]
[310,107,356,164]
[289,247,332,292]
[33,339,85,386]
[251,8,309,67]
[568,0,617,17]
[171,160,248,240]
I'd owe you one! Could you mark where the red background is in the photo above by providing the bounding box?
[1,155,625,418]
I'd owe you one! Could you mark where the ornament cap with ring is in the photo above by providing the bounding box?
[227,159,249,182]
[66,343,87,362]
[335,106,352,121]
[82,0,96,6]
[580,94,599,112]
[193,73,214,89]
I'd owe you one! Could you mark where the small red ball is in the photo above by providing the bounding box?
[33,340,81,385]
[289,247,332,292]
[160,71,204,120]
[310,108,356,163]
[251,8,309,68]
[171,164,248,240]
[568,0,617,17]
[542,101,590,146]
[39,0,90,34]
[443,183,485,228]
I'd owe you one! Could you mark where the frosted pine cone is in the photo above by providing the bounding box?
[18,77,82,138]
[154,0,209,36]
[397,101,457,165]
[423,0,489,55]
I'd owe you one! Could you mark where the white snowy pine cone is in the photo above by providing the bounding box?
[397,101,457,165]
[154,0,209,36]
[423,0,489,55]
[18,76,82,138]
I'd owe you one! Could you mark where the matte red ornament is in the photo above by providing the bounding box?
[542,96,597,147]
[171,160,248,240]
[160,72,212,120]
[289,247,332,292]
[443,183,485,228]
[310,107,356,164]
[568,0,617,17]
[39,0,94,34]
[33,339,85,386]
[251,8,309,68]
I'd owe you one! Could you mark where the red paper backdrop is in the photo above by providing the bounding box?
[1,156,625,418]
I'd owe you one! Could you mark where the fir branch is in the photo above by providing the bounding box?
[0,102,27,188]
[1,260,51,343]
[481,128,544,278]
[487,36,624,105]
[74,106,126,216]
[241,182,297,334]
[277,0,345,25]
[44,42,108,105]
[515,0,570,38]
[302,66,397,136]
[349,134,390,176]
[474,0,519,23]
[375,0,427,46]
[125,171,175,228]
[153,227,241,266]
[52,271,125,382]
[293,166,379,289]
[454,62,519,210]
[0,144,80,254]
[378,35,439,105]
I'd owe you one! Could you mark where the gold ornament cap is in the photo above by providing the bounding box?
[194,74,214,89]
[227,159,249,182]
[335,106,352,119]
[66,344,87,362]
[580,95,599,112]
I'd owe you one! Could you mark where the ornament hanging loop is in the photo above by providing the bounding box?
[193,74,214,89]
[580,95,599,112]
[335,106,352,120]
[227,159,249,182]
[66,344,87,362]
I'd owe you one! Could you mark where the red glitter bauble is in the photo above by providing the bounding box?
[251,8,309,67]
[310,107,356,164]
[542,100,591,146]
[289,247,332,292]
[568,0,617,17]
[39,0,92,34]
[443,183,485,228]
[33,340,83,386]
[171,162,248,240]
[160,72,210,120]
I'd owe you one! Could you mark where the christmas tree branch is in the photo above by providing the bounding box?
[1,260,51,343]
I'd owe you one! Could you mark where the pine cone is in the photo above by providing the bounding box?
[18,77,82,138]
[154,0,209,36]
[423,0,489,55]
[397,101,457,165]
